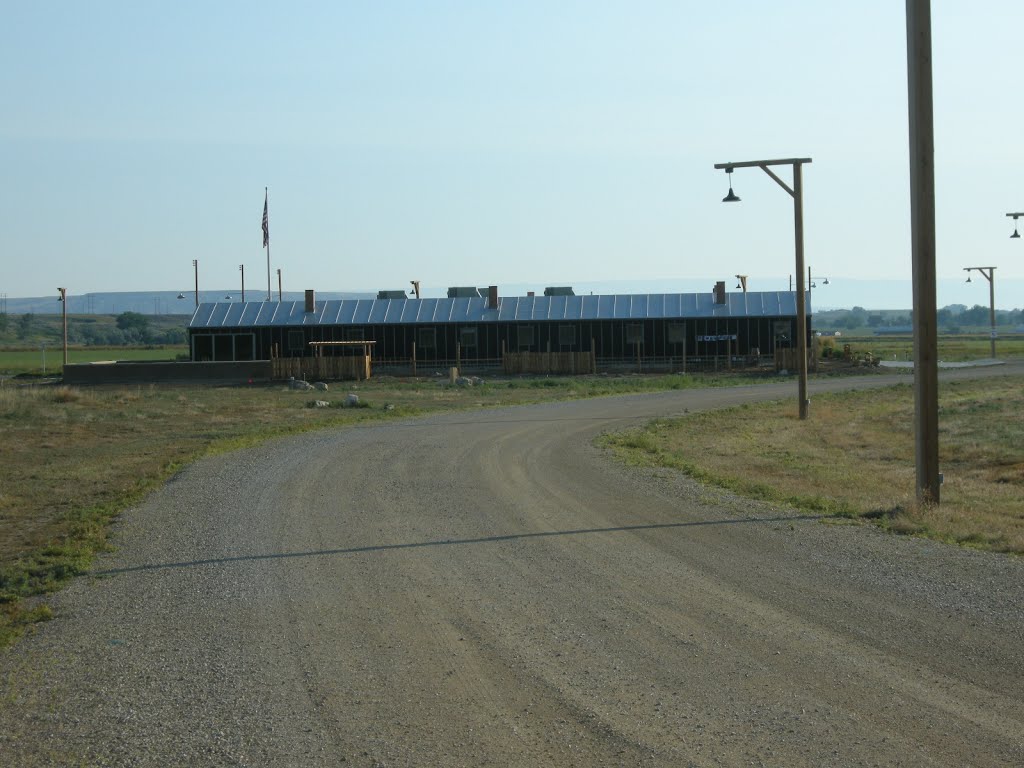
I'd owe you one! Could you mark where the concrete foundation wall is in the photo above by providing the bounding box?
[63,360,273,386]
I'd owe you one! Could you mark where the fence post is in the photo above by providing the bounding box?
[412,342,417,377]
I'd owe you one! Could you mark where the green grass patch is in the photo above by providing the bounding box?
[833,335,1024,363]
[0,345,187,376]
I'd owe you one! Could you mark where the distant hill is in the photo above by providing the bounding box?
[0,290,375,316]
[2,277,1021,315]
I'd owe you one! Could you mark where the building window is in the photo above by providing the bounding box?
[459,326,478,348]
[558,324,575,346]
[418,327,436,349]
[626,323,644,344]
[668,322,686,344]
[288,330,305,354]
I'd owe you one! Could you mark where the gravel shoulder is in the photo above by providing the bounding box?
[1,370,1022,766]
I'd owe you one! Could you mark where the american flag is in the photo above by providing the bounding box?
[262,191,269,248]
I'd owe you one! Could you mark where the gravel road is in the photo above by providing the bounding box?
[1,369,1022,766]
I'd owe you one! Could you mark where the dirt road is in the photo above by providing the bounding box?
[2,370,1022,766]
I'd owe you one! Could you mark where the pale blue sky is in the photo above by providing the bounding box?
[2,2,1022,308]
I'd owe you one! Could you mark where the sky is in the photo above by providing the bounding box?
[2,2,1023,309]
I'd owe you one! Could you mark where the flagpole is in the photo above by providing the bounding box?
[264,187,272,301]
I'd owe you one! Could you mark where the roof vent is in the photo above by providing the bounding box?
[305,289,316,313]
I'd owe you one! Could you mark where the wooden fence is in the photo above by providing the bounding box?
[272,355,371,381]
[503,351,596,375]
[774,348,818,373]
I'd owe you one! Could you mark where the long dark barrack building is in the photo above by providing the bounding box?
[186,284,810,374]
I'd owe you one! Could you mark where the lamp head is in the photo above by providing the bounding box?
[721,167,740,203]
[965,275,972,283]
[823,278,830,285]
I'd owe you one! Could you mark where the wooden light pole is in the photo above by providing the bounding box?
[193,259,199,307]
[963,267,997,358]
[714,158,812,419]
[57,287,67,366]
[240,264,245,303]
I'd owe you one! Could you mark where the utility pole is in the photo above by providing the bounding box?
[906,0,940,503]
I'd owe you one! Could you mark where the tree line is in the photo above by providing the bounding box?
[815,304,1024,332]
[0,311,186,346]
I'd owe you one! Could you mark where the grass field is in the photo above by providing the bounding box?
[0,346,187,375]
[823,334,1024,362]
[601,376,1023,554]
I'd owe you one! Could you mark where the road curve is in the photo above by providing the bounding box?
[1,368,1022,766]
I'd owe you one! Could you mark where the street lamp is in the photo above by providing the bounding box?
[57,287,67,366]
[735,275,748,293]
[963,266,997,358]
[239,264,245,303]
[277,268,283,302]
[807,268,831,295]
[410,280,421,299]
[715,157,812,419]
[1008,212,1023,239]
[192,259,199,307]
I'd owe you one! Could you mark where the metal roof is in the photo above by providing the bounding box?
[188,291,807,329]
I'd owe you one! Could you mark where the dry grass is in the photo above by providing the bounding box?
[602,377,1024,553]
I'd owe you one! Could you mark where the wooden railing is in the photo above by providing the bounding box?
[503,351,596,375]
[271,355,371,381]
